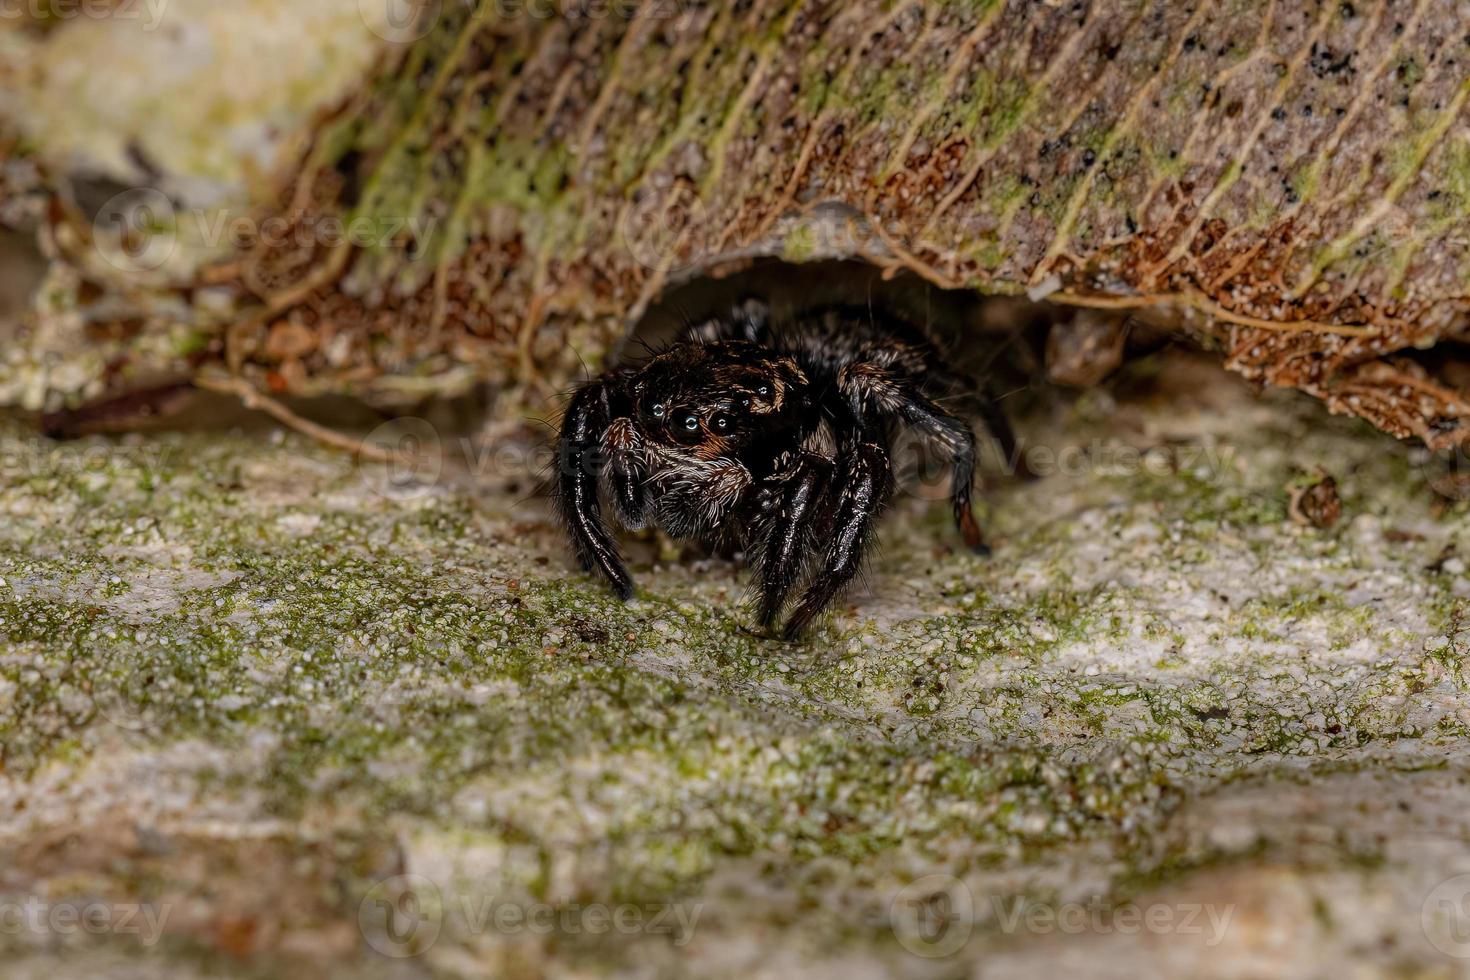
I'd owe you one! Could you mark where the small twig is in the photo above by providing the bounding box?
[252,241,356,317]
[194,374,403,463]
[1044,291,1175,311]
[861,216,962,289]
[1049,288,1378,338]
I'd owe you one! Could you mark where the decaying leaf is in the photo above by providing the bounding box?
[1288,469,1343,528]
[1046,309,1129,387]
[3,0,1470,447]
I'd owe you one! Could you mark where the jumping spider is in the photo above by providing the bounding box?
[555,300,1017,639]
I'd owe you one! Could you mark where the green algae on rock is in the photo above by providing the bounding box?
[3,352,1470,974]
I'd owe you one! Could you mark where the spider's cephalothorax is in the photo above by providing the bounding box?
[554,300,1017,639]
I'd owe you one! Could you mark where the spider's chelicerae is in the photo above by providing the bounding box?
[554,300,1017,639]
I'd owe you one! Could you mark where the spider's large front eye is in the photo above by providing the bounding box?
[710,413,732,433]
[650,402,666,419]
[680,413,700,432]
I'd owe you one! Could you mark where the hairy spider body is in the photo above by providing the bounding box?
[555,301,1017,639]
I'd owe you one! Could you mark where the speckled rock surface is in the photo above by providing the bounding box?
[2,0,401,206]
[3,351,1470,977]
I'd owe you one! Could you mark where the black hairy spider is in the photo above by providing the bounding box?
[554,300,1017,639]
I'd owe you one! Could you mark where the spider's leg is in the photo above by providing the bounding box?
[782,439,891,640]
[749,452,832,628]
[922,364,1024,476]
[968,386,1022,478]
[555,380,634,599]
[683,297,770,344]
[840,364,990,554]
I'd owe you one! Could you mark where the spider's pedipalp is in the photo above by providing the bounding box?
[650,452,753,537]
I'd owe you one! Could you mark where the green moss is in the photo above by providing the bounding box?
[1395,57,1424,90]
[2,361,1467,971]
[783,223,817,261]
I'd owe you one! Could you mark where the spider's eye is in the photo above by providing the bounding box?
[711,413,732,432]
[650,403,666,419]
[757,385,771,397]
[680,414,700,432]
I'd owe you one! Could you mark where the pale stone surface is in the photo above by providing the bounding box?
[1,0,402,205]
[1,352,1469,977]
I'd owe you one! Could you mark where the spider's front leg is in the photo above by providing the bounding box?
[781,439,893,640]
[748,452,833,629]
[555,379,634,599]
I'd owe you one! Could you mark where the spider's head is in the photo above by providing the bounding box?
[633,342,809,458]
